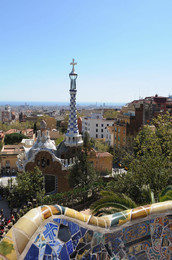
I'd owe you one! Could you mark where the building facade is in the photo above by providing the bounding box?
[106,95,172,148]
[82,113,114,139]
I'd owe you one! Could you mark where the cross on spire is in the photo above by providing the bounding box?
[70,58,77,73]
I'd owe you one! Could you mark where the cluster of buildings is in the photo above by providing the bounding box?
[0,60,172,194]
[81,95,172,149]
[0,60,113,194]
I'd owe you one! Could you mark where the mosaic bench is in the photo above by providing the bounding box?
[0,201,172,259]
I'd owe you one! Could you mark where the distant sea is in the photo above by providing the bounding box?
[0,101,125,107]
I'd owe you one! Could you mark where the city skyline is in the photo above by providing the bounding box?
[0,1,172,103]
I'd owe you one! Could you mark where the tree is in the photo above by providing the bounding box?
[90,190,136,216]
[108,114,172,203]
[7,167,45,209]
[33,123,37,136]
[55,136,64,146]
[4,133,28,145]
[69,149,97,189]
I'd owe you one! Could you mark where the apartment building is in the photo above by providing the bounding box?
[82,113,114,139]
[106,95,172,148]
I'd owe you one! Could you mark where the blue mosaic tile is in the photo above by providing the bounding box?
[58,224,71,242]
[92,244,102,253]
[60,245,70,260]
[48,240,61,248]
[43,255,51,260]
[72,230,82,241]
[72,238,79,250]
[24,244,39,260]
[68,221,79,235]
[43,223,58,241]
[53,218,61,224]
[61,219,69,226]
[45,244,52,255]
[80,227,87,237]
[66,239,74,255]
[21,214,172,260]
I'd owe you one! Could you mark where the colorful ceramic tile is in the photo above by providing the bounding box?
[43,222,58,241]
[1,202,172,259]
[41,206,52,220]
[14,217,37,238]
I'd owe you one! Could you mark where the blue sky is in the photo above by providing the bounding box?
[0,0,172,104]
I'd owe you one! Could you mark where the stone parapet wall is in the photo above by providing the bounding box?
[1,201,172,259]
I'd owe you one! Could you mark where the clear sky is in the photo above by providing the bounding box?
[0,0,172,104]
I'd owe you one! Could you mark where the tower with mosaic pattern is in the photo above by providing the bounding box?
[64,59,83,147]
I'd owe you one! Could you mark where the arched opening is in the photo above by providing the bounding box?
[44,175,57,194]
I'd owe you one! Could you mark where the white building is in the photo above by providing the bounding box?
[82,113,114,139]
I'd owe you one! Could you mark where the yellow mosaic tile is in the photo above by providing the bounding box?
[131,207,148,220]
[142,204,151,216]
[14,217,37,238]
[151,201,172,214]
[25,208,42,226]
[49,205,61,215]
[5,228,13,240]
[88,216,98,226]
[0,237,17,260]
[100,216,111,228]
[13,228,29,255]
[41,206,52,220]
[75,212,88,222]
[118,210,131,225]
[97,217,106,228]
[65,208,76,218]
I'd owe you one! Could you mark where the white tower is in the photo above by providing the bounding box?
[64,59,83,147]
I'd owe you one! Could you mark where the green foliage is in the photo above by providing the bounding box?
[0,241,14,255]
[4,133,28,145]
[83,132,91,151]
[0,141,2,151]
[7,167,45,209]
[108,113,172,204]
[55,136,64,146]
[103,110,118,119]
[159,185,172,202]
[92,139,109,152]
[69,149,98,189]
[91,190,136,216]
[0,121,34,132]
[141,184,155,204]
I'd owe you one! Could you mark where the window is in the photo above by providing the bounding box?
[118,129,120,133]
[115,127,117,132]
[107,124,109,126]
[6,160,10,168]
[101,124,104,127]
[37,160,40,166]
[45,175,56,194]
[96,129,98,132]
[118,136,120,141]
[96,123,98,127]
[47,159,50,166]
[101,129,103,132]
[96,134,98,138]
[101,134,104,138]
[41,158,46,168]
[123,129,125,134]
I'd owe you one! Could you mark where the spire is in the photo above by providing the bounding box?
[70,58,77,74]
[64,59,83,147]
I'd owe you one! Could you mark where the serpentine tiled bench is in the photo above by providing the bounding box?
[0,201,172,259]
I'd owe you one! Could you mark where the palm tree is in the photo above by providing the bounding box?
[90,191,136,216]
[159,185,172,202]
